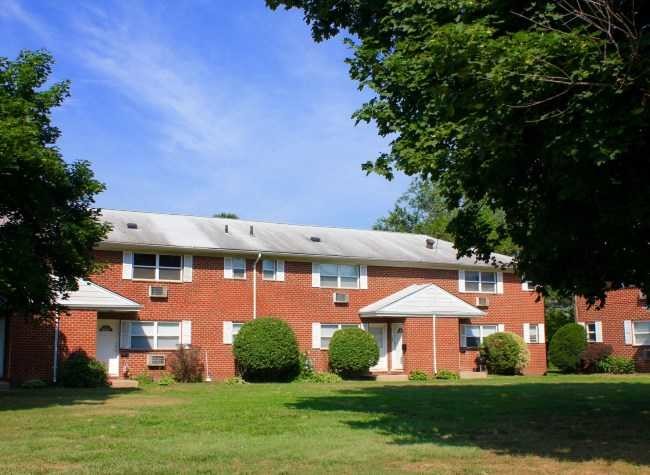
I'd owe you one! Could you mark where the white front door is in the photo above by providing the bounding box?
[97,320,120,377]
[0,317,5,379]
[369,323,388,371]
[391,323,404,371]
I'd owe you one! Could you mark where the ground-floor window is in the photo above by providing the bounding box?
[461,324,498,348]
[320,323,359,349]
[130,321,181,350]
[633,321,650,346]
[528,323,540,343]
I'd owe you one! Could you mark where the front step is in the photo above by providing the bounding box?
[109,379,139,389]
[374,374,409,382]
[459,371,488,379]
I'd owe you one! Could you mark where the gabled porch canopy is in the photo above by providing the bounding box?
[359,283,485,318]
[56,279,142,312]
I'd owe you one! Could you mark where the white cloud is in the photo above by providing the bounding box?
[0,0,52,40]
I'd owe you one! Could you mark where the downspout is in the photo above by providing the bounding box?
[253,252,262,319]
[432,314,438,375]
[52,313,60,384]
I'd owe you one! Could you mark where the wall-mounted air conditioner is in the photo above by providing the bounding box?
[147,354,166,367]
[333,292,350,304]
[476,296,490,308]
[149,285,168,298]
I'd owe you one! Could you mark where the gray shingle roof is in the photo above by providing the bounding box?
[98,209,512,270]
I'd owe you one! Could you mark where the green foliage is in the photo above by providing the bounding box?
[213,212,239,219]
[21,379,47,389]
[408,370,429,381]
[0,51,109,320]
[233,317,300,382]
[580,343,613,373]
[544,288,575,344]
[298,372,343,384]
[157,373,175,386]
[224,376,248,385]
[596,355,635,374]
[134,373,154,386]
[479,332,529,375]
[61,351,108,388]
[296,352,315,379]
[328,327,379,377]
[435,369,459,380]
[169,347,204,383]
[267,1,650,304]
[549,323,588,372]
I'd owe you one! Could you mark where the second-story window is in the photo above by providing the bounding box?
[262,259,276,280]
[133,253,182,281]
[464,271,496,293]
[232,257,246,279]
[320,264,359,289]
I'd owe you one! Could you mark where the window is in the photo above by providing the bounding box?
[522,281,535,291]
[586,322,598,343]
[463,271,496,293]
[320,264,359,289]
[461,324,498,348]
[232,322,244,338]
[320,323,359,349]
[633,321,650,346]
[133,253,182,281]
[528,324,539,343]
[232,257,246,279]
[130,321,180,350]
[262,260,276,280]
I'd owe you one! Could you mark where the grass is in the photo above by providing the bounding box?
[2,375,650,474]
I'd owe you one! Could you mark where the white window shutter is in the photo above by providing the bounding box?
[312,263,320,287]
[496,272,504,294]
[359,265,368,289]
[223,321,233,345]
[595,321,603,343]
[224,257,233,279]
[624,320,633,345]
[276,260,285,281]
[538,323,545,343]
[523,323,530,343]
[497,323,505,332]
[312,322,321,349]
[183,255,193,282]
[458,270,465,292]
[122,251,133,279]
[181,321,192,345]
[120,320,131,349]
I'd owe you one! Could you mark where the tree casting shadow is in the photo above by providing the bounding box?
[288,381,650,465]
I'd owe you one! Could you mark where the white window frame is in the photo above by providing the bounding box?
[522,281,535,291]
[463,271,497,293]
[262,259,277,280]
[130,321,181,350]
[461,324,498,348]
[586,322,598,343]
[232,322,244,338]
[633,321,650,346]
[319,323,361,349]
[528,323,539,343]
[319,264,360,289]
[133,253,183,282]
[232,257,246,279]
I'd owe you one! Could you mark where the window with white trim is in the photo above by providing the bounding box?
[522,281,535,291]
[528,323,540,343]
[262,259,277,280]
[232,322,244,338]
[320,323,359,349]
[633,321,650,346]
[461,324,498,347]
[130,321,180,350]
[320,264,359,289]
[133,253,182,281]
[232,257,246,279]
[585,322,598,343]
[464,271,496,293]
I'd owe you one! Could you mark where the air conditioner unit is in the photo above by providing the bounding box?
[147,354,166,367]
[333,292,350,304]
[149,285,168,298]
[476,296,490,307]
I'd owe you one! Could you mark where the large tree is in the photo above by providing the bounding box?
[0,51,109,319]
[267,1,650,304]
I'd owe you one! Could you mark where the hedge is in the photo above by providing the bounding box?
[328,328,379,378]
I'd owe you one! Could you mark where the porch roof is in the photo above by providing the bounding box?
[56,279,142,312]
[359,283,485,318]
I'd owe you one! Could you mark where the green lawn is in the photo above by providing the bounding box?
[2,375,650,474]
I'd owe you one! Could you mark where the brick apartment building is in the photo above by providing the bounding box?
[1,209,546,384]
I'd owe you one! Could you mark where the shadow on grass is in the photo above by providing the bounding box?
[0,387,139,411]
[289,381,650,465]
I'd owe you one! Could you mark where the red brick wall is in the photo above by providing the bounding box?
[576,288,650,371]
[7,250,546,382]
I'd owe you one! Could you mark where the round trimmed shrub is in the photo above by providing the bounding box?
[328,328,379,377]
[549,323,588,372]
[61,350,108,388]
[233,317,300,382]
[479,332,529,375]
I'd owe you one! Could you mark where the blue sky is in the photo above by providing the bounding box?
[0,0,409,228]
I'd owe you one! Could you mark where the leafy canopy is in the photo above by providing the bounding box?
[266,1,650,304]
[0,50,109,319]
